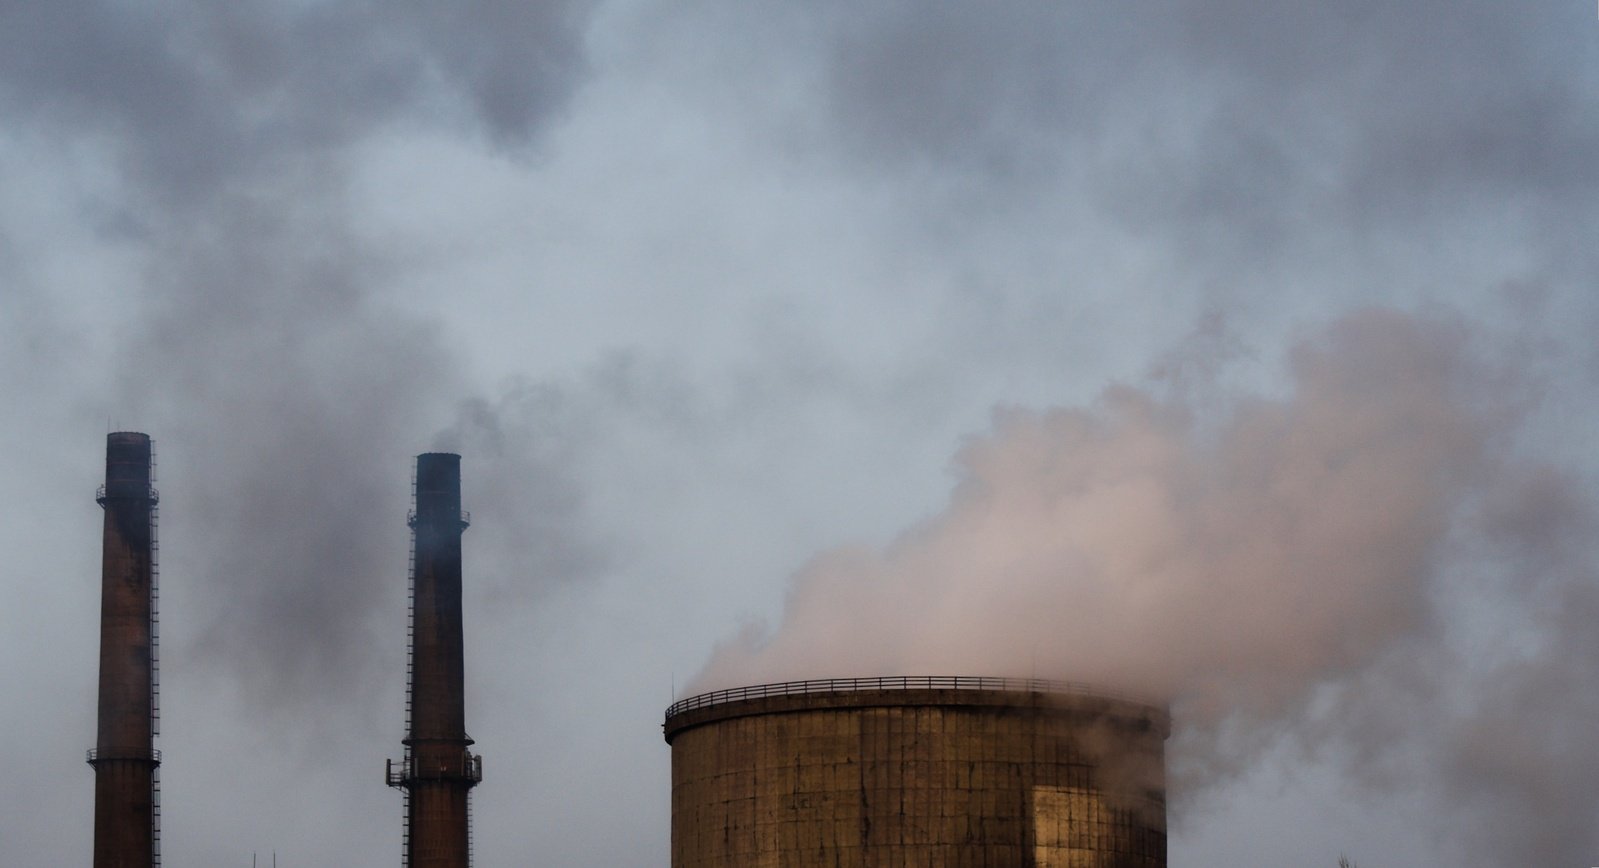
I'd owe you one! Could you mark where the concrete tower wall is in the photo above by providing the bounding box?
[90,432,160,868]
[664,679,1168,868]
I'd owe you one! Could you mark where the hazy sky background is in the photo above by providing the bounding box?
[3,1,1597,865]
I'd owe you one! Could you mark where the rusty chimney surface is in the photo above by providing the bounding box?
[90,432,160,868]
[389,452,482,868]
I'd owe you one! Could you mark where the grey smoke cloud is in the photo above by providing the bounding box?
[432,377,612,604]
[0,0,592,203]
[0,30,606,862]
[809,1,1595,192]
[118,185,458,727]
[695,309,1599,865]
[2,0,1596,865]
[0,0,602,727]
[36,6,600,837]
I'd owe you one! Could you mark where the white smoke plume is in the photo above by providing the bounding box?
[694,308,1599,864]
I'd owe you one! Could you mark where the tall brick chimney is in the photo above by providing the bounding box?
[388,453,482,867]
[89,432,161,867]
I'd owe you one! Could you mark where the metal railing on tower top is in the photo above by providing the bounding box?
[664,675,1163,721]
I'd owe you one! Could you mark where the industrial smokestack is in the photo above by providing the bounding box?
[388,453,482,868]
[89,432,161,868]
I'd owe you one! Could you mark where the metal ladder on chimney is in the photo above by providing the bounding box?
[150,443,163,868]
[399,787,411,868]
[400,466,417,868]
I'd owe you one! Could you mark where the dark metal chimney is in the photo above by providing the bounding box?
[89,432,161,867]
[388,453,482,868]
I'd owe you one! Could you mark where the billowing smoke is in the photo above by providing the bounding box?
[0,2,598,862]
[695,308,1599,865]
[11,0,603,730]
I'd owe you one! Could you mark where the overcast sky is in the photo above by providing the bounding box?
[3,1,1598,866]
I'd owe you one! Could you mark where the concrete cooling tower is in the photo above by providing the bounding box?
[663,676,1169,868]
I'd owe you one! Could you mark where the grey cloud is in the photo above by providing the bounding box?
[0,0,600,731]
[388,0,593,146]
[0,0,594,199]
[673,0,1599,261]
[121,185,463,729]
[823,4,1094,173]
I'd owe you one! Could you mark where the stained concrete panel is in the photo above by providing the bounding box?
[666,685,1168,868]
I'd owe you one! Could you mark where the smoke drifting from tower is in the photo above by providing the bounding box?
[89,432,161,868]
[692,309,1599,864]
[388,453,482,868]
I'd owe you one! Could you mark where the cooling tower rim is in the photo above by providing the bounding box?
[663,675,1170,744]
